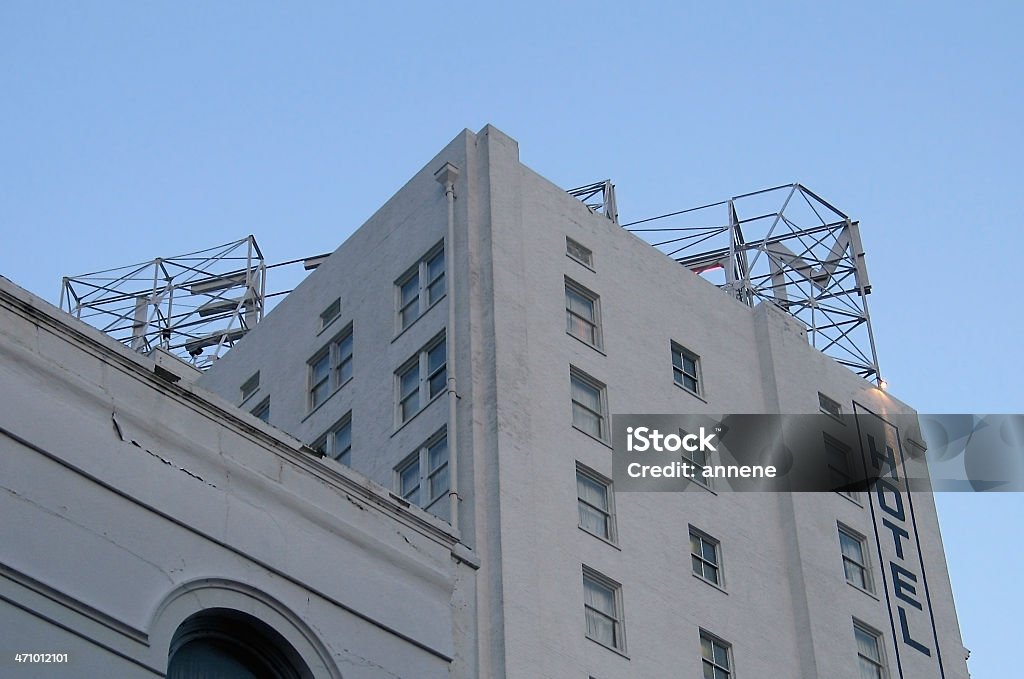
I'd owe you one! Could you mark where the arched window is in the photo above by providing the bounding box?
[168,609,312,679]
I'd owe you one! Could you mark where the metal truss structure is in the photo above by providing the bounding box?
[60,236,266,370]
[568,180,619,223]
[623,183,881,382]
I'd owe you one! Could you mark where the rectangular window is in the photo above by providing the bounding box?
[570,367,607,440]
[854,622,886,679]
[839,525,872,591]
[395,429,449,519]
[565,278,602,349]
[690,528,722,586]
[681,428,711,488]
[314,414,352,466]
[396,242,445,330]
[576,464,615,542]
[309,351,331,410]
[250,397,270,423]
[308,326,354,410]
[672,342,702,396]
[700,632,732,679]
[320,298,341,330]
[819,391,843,418]
[825,433,860,500]
[583,567,624,652]
[566,236,593,267]
[240,371,260,402]
[396,333,446,424]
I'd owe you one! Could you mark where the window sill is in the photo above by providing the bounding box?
[673,380,708,404]
[820,408,846,425]
[567,252,597,273]
[578,525,621,550]
[585,636,629,660]
[836,491,865,507]
[301,376,353,423]
[239,389,261,409]
[572,425,614,450]
[847,581,880,601]
[317,314,343,337]
[692,571,728,594]
[390,390,446,438]
[391,293,446,344]
[685,477,718,495]
[567,331,606,356]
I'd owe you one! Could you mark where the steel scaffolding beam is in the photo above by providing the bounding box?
[60,236,266,370]
[624,183,881,382]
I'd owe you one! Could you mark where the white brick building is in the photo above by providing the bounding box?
[198,124,970,679]
[0,124,969,678]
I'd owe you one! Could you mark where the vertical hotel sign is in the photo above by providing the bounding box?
[853,404,945,679]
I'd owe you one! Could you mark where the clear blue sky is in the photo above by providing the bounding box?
[2,3,1020,675]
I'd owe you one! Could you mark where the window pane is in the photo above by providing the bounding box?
[692,554,704,577]
[571,376,600,411]
[428,340,446,373]
[428,275,445,303]
[333,423,351,458]
[586,610,615,647]
[427,252,445,303]
[566,287,595,319]
[427,251,444,281]
[400,365,419,398]
[429,368,446,399]
[572,405,601,437]
[579,503,607,537]
[399,463,420,503]
[583,577,614,615]
[702,540,717,564]
[428,464,449,501]
[840,532,863,563]
[401,275,419,306]
[855,626,880,660]
[577,473,607,510]
[428,437,448,471]
[312,354,330,383]
[311,381,329,408]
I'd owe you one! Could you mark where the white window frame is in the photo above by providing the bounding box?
[700,630,733,679]
[839,524,873,592]
[582,566,625,653]
[314,413,352,465]
[394,428,449,517]
[395,332,446,425]
[690,527,723,587]
[570,367,608,441]
[565,277,602,349]
[396,242,445,331]
[307,325,354,411]
[566,236,594,268]
[853,621,887,679]
[671,342,702,397]
[576,463,616,543]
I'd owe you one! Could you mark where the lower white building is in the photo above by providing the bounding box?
[0,277,478,678]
